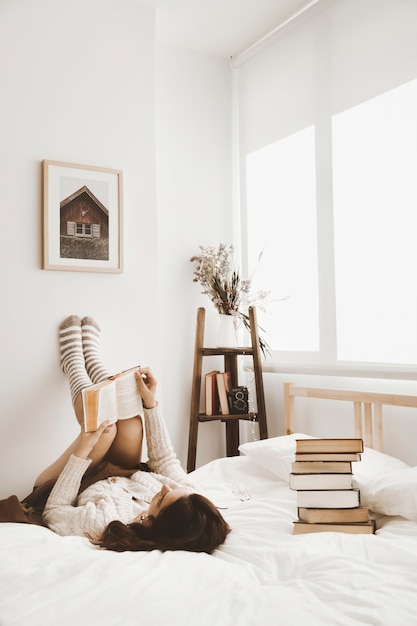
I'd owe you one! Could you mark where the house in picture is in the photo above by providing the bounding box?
[60,186,109,260]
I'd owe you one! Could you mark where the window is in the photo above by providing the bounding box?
[67,222,100,238]
[76,223,92,236]
[236,0,417,375]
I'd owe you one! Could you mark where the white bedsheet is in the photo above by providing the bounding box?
[1,455,417,626]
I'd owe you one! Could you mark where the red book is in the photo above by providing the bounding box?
[205,371,219,416]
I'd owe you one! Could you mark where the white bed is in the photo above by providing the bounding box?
[1,385,417,626]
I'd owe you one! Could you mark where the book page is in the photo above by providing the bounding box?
[114,370,143,419]
[96,384,119,424]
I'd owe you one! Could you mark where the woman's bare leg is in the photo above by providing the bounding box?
[104,416,144,467]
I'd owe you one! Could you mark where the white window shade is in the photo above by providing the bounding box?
[332,78,417,364]
[236,0,417,376]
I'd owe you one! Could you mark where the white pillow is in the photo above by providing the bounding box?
[238,433,314,480]
[352,447,409,489]
[358,465,417,521]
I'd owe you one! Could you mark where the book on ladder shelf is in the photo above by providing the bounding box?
[291,438,375,535]
[205,371,220,416]
[216,371,232,415]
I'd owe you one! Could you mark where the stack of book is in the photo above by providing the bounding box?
[291,438,375,534]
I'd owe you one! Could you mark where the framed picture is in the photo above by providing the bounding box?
[42,160,123,273]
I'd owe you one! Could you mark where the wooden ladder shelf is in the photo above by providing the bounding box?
[187,306,268,472]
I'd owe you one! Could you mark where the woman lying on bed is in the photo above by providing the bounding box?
[34,315,230,554]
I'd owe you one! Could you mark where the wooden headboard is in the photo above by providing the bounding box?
[284,382,417,452]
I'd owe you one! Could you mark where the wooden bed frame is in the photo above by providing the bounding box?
[284,382,417,452]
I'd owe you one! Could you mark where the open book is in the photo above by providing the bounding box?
[81,366,144,432]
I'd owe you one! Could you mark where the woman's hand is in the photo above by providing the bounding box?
[135,367,157,409]
[74,421,114,459]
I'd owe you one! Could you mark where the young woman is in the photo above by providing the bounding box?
[36,315,230,553]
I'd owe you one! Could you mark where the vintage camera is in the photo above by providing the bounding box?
[227,386,249,414]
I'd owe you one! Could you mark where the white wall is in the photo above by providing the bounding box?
[155,43,233,467]
[0,0,232,498]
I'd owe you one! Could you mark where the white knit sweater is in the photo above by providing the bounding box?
[43,406,195,538]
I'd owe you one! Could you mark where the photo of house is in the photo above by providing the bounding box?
[60,185,109,260]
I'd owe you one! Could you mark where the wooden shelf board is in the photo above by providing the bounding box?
[198,412,258,422]
[201,347,254,356]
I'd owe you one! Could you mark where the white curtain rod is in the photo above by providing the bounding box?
[230,0,322,68]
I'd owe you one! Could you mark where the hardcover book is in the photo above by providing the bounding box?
[216,371,232,415]
[291,461,352,474]
[294,452,362,462]
[295,438,364,454]
[297,507,370,524]
[81,366,143,432]
[205,370,220,416]
[289,473,354,490]
[293,520,375,535]
[296,489,360,509]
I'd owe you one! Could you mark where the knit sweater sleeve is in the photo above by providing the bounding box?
[42,455,131,537]
[144,405,193,487]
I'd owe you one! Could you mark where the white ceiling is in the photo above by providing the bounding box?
[143,0,318,59]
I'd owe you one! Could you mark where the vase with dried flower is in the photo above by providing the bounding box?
[190,244,270,356]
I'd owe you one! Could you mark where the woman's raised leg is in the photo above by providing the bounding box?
[80,316,144,467]
[34,316,117,487]
[59,315,91,411]
[81,316,111,384]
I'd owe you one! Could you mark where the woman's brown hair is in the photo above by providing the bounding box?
[95,493,231,553]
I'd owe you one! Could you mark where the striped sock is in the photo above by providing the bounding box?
[81,317,111,384]
[59,315,91,404]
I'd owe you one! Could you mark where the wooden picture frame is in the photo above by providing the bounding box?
[42,160,123,273]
